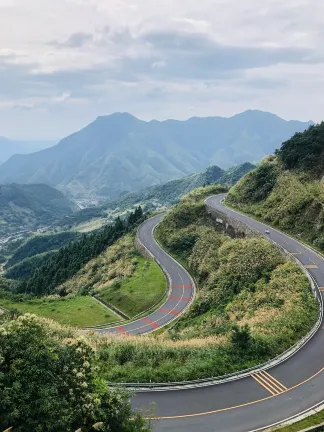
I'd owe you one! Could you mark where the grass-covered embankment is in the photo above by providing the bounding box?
[59,234,166,318]
[95,185,318,383]
[0,293,118,327]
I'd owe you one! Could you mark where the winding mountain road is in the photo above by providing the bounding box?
[130,194,324,432]
[99,214,195,336]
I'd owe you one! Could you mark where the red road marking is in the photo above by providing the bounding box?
[160,307,180,315]
[141,317,159,329]
[116,326,129,336]
[173,285,192,289]
[169,296,191,301]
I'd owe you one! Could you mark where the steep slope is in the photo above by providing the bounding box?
[0,111,311,199]
[0,137,55,163]
[0,183,76,236]
[227,122,324,250]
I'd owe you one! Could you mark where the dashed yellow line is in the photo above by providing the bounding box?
[318,287,324,292]
[305,265,318,269]
[252,371,287,395]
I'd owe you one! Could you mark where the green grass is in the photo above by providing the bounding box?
[97,257,166,318]
[0,296,120,327]
[274,410,324,431]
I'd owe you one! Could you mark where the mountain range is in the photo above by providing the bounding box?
[104,162,256,212]
[0,137,56,164]
[0,110,312,200]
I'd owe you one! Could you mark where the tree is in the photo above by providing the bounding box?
[0,314,151,432]
[231,324,251,350]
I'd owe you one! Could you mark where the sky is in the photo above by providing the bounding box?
[0,0,323,139]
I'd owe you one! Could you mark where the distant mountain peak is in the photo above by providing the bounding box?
[95,112,139,122]
[0,111,313,201]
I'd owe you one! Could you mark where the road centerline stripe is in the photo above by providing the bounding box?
[260,371,287,392]
[169,296,191,301]
[160,307,180,315]
[251,374,277,395]
[251,371,287,396]
[253,374,280,395]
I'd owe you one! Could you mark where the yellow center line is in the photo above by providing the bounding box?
[305,265,318,269]
[261,371,287,391]
[145,366,324,420]
[252,374,277,395]
[254,372,283,395]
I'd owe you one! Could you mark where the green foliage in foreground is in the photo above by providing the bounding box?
[0,314,150,432]
[0,294,119,327]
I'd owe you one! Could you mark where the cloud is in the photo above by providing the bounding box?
[50,32,93,48]
[0,0,324,138]
[151,60,167,69]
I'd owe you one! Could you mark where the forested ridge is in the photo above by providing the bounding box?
[17,207,144,296]
[6,231,79,269]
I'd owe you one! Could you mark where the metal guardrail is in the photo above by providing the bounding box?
[107,201,323,391]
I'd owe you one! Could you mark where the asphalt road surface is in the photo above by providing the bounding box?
[132,194,324,432]
[99,214,195,336]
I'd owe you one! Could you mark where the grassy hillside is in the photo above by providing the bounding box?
[227,122,324,250]
[97,185,318,382]
[60,235,166,318]
[0,294,118,327]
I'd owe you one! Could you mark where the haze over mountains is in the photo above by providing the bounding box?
[0,137,56,164]
[0,110,312,200]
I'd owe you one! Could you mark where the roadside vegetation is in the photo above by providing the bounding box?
[272,410,324,432]
[94,185,318,383]
[0,313,151,432]
[227,122,324,251]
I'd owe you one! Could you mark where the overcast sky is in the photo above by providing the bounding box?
[0,0,323,139]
